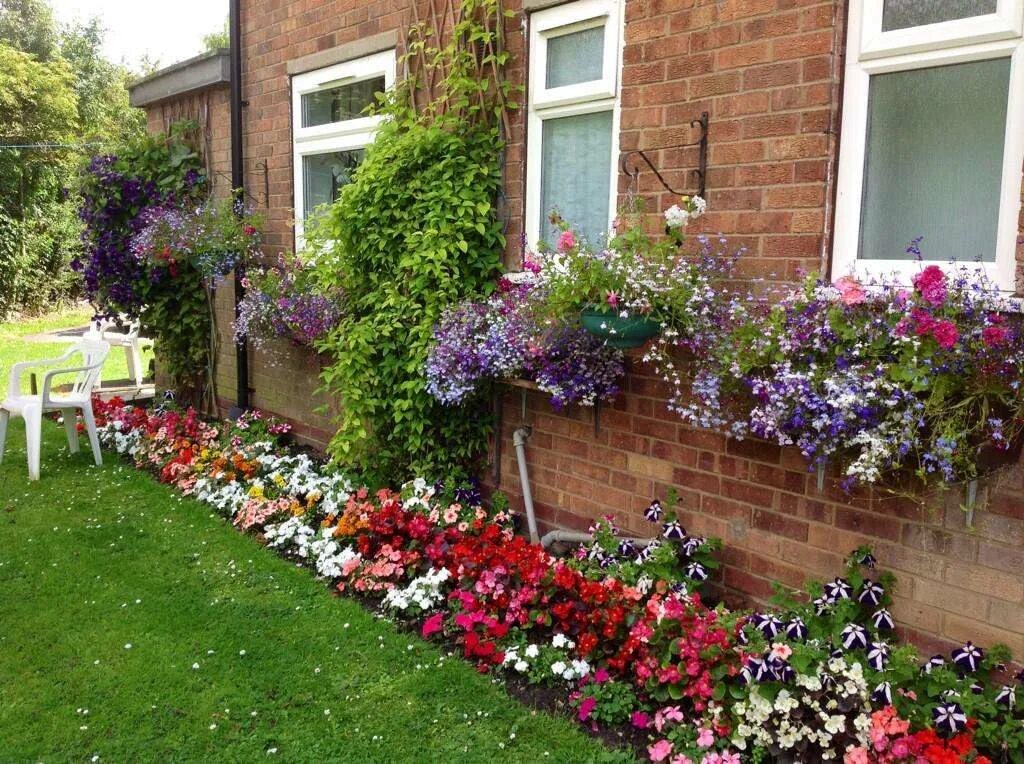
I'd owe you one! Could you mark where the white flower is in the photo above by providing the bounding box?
[524,644,539,659]
[550,661,567,676]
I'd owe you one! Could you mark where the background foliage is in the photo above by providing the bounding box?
[311,0,516,483]
[0,0,145,319]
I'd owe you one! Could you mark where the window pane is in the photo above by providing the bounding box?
[859,58,1009,263]
[540,110,613,246]
[302,149,364,219]
[301,76,385,127]
[545,26,605,88]
[882,0,997,30]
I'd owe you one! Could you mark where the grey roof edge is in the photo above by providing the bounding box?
[128,49,231,108]
[286,30,400,76]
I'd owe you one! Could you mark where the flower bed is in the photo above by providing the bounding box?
[90,397,1022,762]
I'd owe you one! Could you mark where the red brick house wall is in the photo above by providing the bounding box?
[134,0,1024,657]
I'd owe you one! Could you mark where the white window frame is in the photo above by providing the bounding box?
[291,49,396,246]
[525,0,624,250]
[832,0,1024,291]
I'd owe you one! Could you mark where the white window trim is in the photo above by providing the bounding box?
[525,0,624,250]
[291,49,396,246]
[833,1,1024,291]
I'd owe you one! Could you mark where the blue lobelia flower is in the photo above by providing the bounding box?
[933,702,967,735]
[951,642,984,673]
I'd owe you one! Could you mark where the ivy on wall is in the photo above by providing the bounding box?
[310,0,517,483]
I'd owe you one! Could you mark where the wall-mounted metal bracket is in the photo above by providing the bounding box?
[621,111,709,199]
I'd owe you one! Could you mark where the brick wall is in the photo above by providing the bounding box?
[136,0,1024,653]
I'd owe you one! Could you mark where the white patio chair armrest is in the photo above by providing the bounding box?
[7,349,77,397]
[40,363,104,406]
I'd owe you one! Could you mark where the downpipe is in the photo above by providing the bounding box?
[512,424,658,550]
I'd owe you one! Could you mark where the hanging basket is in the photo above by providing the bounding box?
[580,307,660,349]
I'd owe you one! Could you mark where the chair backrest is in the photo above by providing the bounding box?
[85,317,140,340]
[66,340,111,398]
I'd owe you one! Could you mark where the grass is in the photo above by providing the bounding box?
[0,306,154,395]
[0,313,625,763]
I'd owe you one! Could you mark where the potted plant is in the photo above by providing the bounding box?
[534,196,707,349]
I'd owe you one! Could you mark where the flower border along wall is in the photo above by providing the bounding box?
[92,396,1023,763]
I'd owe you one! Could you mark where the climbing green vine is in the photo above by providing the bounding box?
[310,0,516,482]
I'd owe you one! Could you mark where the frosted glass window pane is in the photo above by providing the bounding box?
[882,0,997,30]
[302,149,364,219]
[546,26,605,88]
[540,111,613,246]
[858,58,1009,263]
[301,77,384,127]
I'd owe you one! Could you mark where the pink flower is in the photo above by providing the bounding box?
[631,711,651,729]
[843,748,870,764]
[577,696,597,722]
[648,739,674,762]
[593,668,610,683]
[770,643,793,661]
[671,756,693,764]
[833,275,867,306]
[606,290,620,308]
[931,319,959,349]
[912,264,948,307]
[557,230,576,252]
[421,612,444,638]
[696,727,714,748]
[983,324,1009,347]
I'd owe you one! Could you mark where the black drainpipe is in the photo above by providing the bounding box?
[229,0,250,413]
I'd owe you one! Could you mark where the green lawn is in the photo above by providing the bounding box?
[0,393,623,760]
[0,306,154,395]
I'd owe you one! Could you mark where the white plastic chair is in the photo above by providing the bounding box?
[85,319,152,388]
[0,340,111,480]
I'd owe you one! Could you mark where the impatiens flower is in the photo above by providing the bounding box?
[951,642,984,673]
[932,702,967,734]
[577,696,597,722]
[648,739,674,762]
[696,727,714,748]
[833,275,868,306]
[770,643,793,661]
[421,612,444,638]
[631,711,651,729]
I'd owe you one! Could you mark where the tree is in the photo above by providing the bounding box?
[201,18,229,51]
[0,0,57,61]
[0,42,79,316]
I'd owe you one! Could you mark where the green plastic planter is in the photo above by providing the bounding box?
[579,307,660,349]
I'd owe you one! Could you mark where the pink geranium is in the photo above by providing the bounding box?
[833,275,867,306]
[931,319,959,349]
[557,230,576,252]
[912,264,948,306]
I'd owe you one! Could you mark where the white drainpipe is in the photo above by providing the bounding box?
[513,425,659,550]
